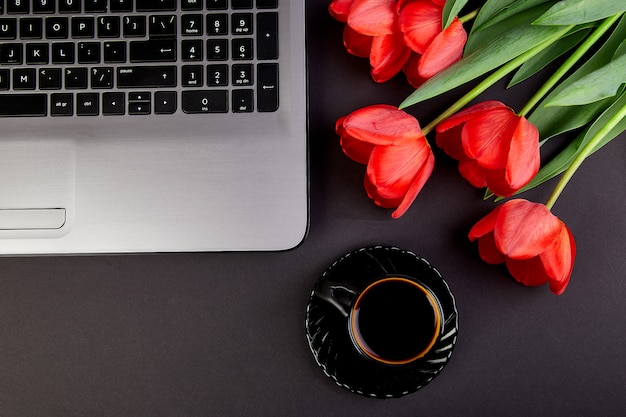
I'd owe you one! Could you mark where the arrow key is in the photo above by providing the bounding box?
[155,91,177,114]
[103,92,125,115]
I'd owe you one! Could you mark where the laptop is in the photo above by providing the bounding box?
[0,0,308,255]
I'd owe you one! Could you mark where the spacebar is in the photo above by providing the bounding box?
[0,94,47,117]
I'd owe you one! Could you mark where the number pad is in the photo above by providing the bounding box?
[207,64,228,87]
[207,14,228,36]
[207,39,228,61]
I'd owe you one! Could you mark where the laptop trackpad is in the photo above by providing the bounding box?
[0,139,74,232]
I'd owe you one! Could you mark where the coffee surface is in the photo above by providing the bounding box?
[352,279,438,363]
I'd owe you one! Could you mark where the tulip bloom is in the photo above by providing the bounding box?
[336,104,434,218]
[436,101,540,197]
[328,0,467,87]
[469,199,576,295]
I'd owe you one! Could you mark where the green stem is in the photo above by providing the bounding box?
[518,13,623,117]
[422,25,574,136]
[545,103,626,210]
[459,9,479,24]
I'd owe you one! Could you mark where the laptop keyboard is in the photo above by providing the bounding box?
[0,0,279,117]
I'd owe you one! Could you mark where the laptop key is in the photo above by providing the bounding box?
[117,66,177,88]
[77,93,100,116]
[182,90,228,113]
[129,39,176,62]
[155,91,177,114]
[257,12,278,60]
[136,0,177,12]
[0,94,47,117]
[103,92,125,115]
[257,63,278,112]
[51,93,74,116]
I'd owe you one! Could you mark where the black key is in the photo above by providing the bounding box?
[98,16,121,38]
[7,0,29,14]
[182,39,203,61]
[77,93,99,116]
[206,14,228,36]
[206,0,227,10]
[59,0,81,13]
[46,17,69,39]
[85,0,108,13]
[182,0,203,11]
[20,18,43,39]
[149,15,177,38]
[182,90,228,113]
[232,89,254,113]
[13,68,36,90]
[0,2,3,14]
[182,14,203,36]
[129,39,176,62]
[33,1,56,14]
[207,64,228,86]
[123,16,146,37]
[257,13,278,60]
[0,69,9,90]
[65,67,88,89]
[39,68,62,89]
[136,0,177,12]
[0,94,47,117]
[257,63,278,112]
[232,38,253,60]
[117,66,177,88]
[103,92,125,115]
[182,65,203,87]
[155,91,177,114]
[257,0,279,9]
[110,0,133,13]
[26,43,49,64]
[128,92,151,115]
[0,18,17,39]
[207,39,228,60]
[232,13,253,35]
[78,42,100,64]
[104,41,126,63]
[51,42,75,64]
[72,17,95,38]
[231,0,253,9]
[232,64,253,86]
[51,93,73,116]
[0,43,22,64]
[91,67,113,88]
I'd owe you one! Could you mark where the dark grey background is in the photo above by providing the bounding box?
[1,1,625,416]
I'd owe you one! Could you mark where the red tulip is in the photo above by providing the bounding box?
[328,0,467,87]
[469,199,576,295]
[436,101,540,197]
[336,104,435,218]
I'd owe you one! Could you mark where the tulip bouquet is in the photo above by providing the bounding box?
[330,0,626,295]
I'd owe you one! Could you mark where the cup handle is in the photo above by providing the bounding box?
[314,279,359,317]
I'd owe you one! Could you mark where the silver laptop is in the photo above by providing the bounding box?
[0,0,308,255]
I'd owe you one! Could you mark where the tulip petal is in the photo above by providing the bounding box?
[436,101,507,133]
[370,31,412,83]
[462,108,519,170]
[459,160,488,188]
[484,168,517,197]
[435,125,466,160]
[391,148,434,218]
[477,233,506,264]
[329,0,356,22]
[418,18,467,78]
[340,134,376,165]
[364,174,402,208]
[505,256,551,287]
[343,25,373,58]
[348,0,397,36]
[402,53,428,89]
[505,116,540,189]
[398,0,442,54]
[342,104,423,145]
[541,224,576,295]
[468,204,503,241]
[366,137,431,200]
[494,199,562,259]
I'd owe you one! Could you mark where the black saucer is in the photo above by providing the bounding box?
[305,246,458,398]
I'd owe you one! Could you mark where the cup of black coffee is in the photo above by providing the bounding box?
[315,273,443,366]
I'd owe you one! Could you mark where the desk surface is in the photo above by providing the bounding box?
[1,2,624,416]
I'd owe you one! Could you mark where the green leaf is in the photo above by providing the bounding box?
[535,0,626,25]
[528,15,626,138]
[513,91,626,195]
[400,22,569,108]
[508,27,591,87]
[546,53,626,106]
[470,0,550,35]
[442,0,469,30]
[465,2,554,55]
